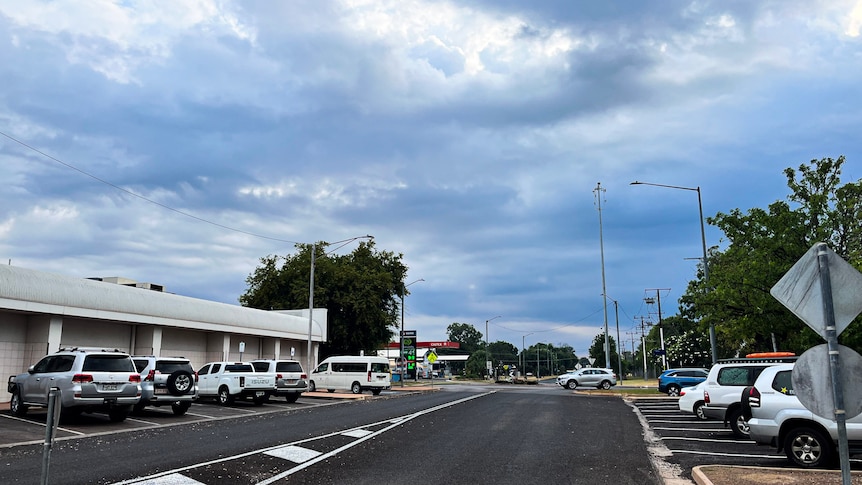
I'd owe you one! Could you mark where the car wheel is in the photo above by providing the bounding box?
[351,382,362,394]
[600,380,612,390]
[108,406,129,422]
[667,385,681,397]
[217,386,234,406]
[785,426,833,468]
[171,401,191,416]
[308,381,316,392]
[728,408,750,439]
[285,394,300,403]
[167,370,194,396]
[133,402,147,415]
[566,380,578,390]
[372,389,381,396]
[10,389,28,417]
[694,401,708,420]
[252,394,266,406]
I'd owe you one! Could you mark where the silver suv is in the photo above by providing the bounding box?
[251,359,307,403]
[747,363,862,468]
[702,356,796,438]
[132,356,198,415]
[7,347,141,422]
[555,368,617,390]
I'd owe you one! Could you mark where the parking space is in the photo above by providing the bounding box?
[631,396,862,478]
[0,391,386,448]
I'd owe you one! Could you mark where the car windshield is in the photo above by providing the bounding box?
[82,355,135,372]
[276,361,303,372]
[156,361,192,373]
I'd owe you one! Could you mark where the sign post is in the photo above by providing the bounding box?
[400,330,417,382]
[771,242,862,485]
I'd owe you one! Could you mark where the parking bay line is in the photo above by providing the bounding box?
[652,426,733,433]
[661,436,755,444]
[666,449,786,459]
[0,413,86,436]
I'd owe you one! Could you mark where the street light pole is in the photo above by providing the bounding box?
[307,235,374,375]
[631,181,717,364]
[485,315,501,380]
[522,332,534,371]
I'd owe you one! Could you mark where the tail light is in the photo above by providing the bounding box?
[239,376,245,387]
[301,373,307,380]
[748,387,761,408]
[367,371,372,382]
[679,389,687,397]
[704,390,710,404]
[72,374,93,383]
[194,371,199,382]
[129,374,141,383]
[276,373,283,380]
[145,370,156,381]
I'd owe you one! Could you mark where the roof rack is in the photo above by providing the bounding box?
[57,347,126,353]
[717,356,797,364]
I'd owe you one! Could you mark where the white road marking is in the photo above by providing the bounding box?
[341,429,373,438]
[126,473,206,484]
[264,445,322,463]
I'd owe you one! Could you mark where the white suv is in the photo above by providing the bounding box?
[747,363,862,468]
[555,368,617,390]
[7,347,141,422]
[251,359,307,403]
[132,356,198,415]
[702,356,796,438]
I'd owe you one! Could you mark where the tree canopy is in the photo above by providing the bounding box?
[239,240,408,357]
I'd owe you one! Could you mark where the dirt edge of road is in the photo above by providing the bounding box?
[693,465,862,485]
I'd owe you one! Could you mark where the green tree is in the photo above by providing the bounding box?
[488,340,518,367]
[465,350,490,378]
[588,333,621,375]
[239,240,408,357]
[681,156,862,356]
[446,322,483,354]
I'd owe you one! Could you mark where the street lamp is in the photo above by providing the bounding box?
[630,181,717,364]
[521,332,534,371]
[485,315,501,379]
[307,235,374,374]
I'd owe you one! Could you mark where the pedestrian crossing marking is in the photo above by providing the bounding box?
[342,429,373,438]
[128,473,205,485]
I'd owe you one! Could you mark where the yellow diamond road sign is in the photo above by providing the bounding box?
[427,350,438,364]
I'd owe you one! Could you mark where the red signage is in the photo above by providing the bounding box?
[386,341,460,349]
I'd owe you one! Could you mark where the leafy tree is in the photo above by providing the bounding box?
[488,340,518,367]
[588,333,621,374]
[446,322,484,354]
[465,350,490,378]
[239,241,408,357]
[681,156,862,357]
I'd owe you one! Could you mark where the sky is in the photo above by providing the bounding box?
[2,0,862,360]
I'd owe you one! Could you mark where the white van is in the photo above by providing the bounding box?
[309,355,391,395]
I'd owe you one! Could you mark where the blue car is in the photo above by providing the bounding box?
[658,368,709,396]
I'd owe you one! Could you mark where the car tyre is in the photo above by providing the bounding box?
[728,407,750,439]
[285,393,300,403]
[371,389,381,396]
[694,401,708,420]
[172,401,191,416]
[167,370,193,396]
[308,381,316,392]
[217,386,234,406]
[252,394,266,406]
[667,384,681,397]
[566,380,578,390]
[600,380,612,390]
[351,382,362,394]
[785,426,833,468]
[10,389,28,417]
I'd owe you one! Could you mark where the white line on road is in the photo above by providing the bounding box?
[661,436,754,444]
[667,449,785,459]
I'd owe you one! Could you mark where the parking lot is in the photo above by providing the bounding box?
[631,396,862,480]
[0,390,401,449]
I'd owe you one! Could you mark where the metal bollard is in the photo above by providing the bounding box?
[41,387,61,485]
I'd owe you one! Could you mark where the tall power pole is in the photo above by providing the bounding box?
[594,182,611,369]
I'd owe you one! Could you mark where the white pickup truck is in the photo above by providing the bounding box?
[197,361,276,406]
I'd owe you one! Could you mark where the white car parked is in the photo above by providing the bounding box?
[747,363,862,468]
[678,381,707,420]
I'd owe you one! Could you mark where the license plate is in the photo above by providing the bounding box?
[255,391,265,398]
[154,388,169,395]
[285,380,297,385]
[102,384,118,391]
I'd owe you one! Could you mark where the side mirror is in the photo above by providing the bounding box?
[28,365,36,374]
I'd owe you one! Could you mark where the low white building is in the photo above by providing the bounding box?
[0,265,326,403]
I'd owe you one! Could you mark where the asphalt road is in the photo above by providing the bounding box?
[0,385,658,485]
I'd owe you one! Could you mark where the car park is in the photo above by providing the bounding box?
[7,347,141,422]
[677,381,707,420]
[746,363,862,468]
[251,359,308,403]
[702,354,796,438]
[197,361,277,405]
[132,356,198,415]
[555,368,617,390]
[658,368,708,396]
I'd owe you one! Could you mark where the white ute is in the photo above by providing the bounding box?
[197,361,277,406]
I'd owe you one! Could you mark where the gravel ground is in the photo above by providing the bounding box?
[696,465,862,485]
